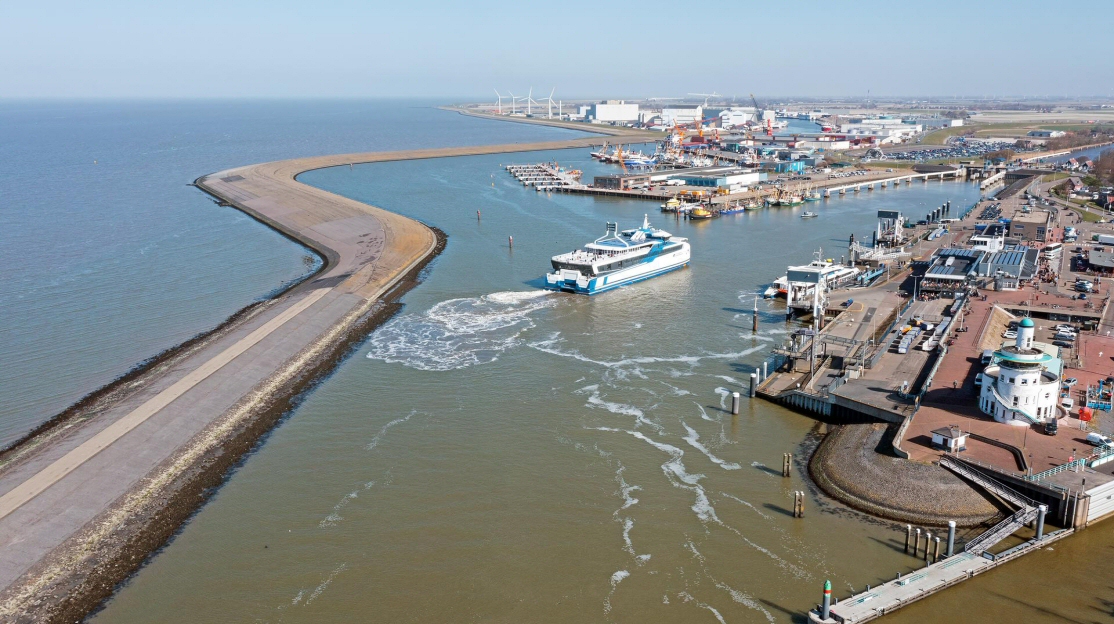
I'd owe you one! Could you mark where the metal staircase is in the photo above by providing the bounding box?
[963,505,1039,555]
[939,456,1034,508]
[939,456,1039,555]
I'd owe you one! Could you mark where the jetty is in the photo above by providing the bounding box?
[0,128,650,622]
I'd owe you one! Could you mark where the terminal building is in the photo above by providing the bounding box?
[978,319,1061,426]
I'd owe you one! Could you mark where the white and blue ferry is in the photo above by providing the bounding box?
[544,215,690,294]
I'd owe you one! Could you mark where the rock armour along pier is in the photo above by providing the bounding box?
[0,128,649,622]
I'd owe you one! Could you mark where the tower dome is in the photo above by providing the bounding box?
[1017,317,1035,350]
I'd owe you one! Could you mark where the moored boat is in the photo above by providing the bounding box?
[688,206,716,220]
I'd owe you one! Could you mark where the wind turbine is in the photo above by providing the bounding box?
[527,87,537,116]
[508,90,518,115]
[545,88,556,119]
[494,89,507,115]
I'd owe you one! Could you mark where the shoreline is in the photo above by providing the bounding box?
[0,129,666,621]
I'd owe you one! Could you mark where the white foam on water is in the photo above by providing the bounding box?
[720,492,772,520]
[290,589,305,606]
[713,579,776,623]
[713,387,730,411]
[686,539,777,622]
[530,338,767,370]
[681,422,741,470]
[586,390,663,434]
[319,490,359,529]
[591,427,717,524]
[615,464,641,512]
[677,592,727,624]
[304,563,348,606]
[714,375,742,386]
[367,290,556,370]
[620,517,637,557]
[366,409,420,451]
[603,570,631,614]
[694,403,717,423]
[658,380,693,396]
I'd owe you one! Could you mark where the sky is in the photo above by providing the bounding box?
[1,0,1110,99]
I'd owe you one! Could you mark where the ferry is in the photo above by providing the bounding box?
[764,251,861,299]
[544,216,690,295]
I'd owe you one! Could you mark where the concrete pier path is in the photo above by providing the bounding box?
[0,128,649,620]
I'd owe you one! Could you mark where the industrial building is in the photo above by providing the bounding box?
[588,100,639,123]
[661,106,703,127]
[592,173,651,190]
[676,170,766,189]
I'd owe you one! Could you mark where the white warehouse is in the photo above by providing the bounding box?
[589,100,639,123]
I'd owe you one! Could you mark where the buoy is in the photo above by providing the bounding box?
[508,235,513,248]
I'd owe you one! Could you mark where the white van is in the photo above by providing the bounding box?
[1086,432,1113,447]
[1061,397,1075,411]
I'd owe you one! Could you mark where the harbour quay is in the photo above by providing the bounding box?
[750,175,1114,621]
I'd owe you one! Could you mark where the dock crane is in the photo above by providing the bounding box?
[749,93,772,137]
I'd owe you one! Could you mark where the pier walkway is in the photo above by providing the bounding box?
[810,527,1071,624]
[0,131,649,621]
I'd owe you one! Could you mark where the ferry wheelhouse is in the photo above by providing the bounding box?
[544,215,690,295]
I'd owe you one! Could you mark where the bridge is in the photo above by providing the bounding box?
[823,170,963,197]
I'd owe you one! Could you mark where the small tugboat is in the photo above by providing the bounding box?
[544,215,691,295]
[688,205,716,220]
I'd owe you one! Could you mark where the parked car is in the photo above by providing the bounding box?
[1063,377,1078,388]
[1061,397,1075,411]
[1053,340,1074,348]
[1044,418,1059,435]
[1086,432,1114,447]
[1003,330,1018,339]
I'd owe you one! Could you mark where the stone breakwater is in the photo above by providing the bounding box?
[809,423,1003,527]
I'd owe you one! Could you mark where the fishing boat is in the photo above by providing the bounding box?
[544,216,691,295]
[804,190,821,202]
[743,199,762,211]
[801,211,818,219]
[660,197,682,212]
[719,201,746,215]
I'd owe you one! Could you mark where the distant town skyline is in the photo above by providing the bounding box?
[2,0,1111,99]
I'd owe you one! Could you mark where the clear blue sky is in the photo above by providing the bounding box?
[1,0,1109,99]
